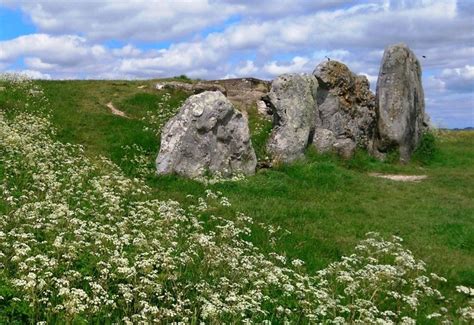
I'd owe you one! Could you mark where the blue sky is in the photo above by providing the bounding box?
[0,0,473,128]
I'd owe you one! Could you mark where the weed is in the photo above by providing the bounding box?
[413,131,438,165]
[174,74,192,82]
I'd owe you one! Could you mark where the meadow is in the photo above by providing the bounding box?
[0,75,472,323]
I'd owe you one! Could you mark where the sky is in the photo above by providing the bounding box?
[0,0,473,128]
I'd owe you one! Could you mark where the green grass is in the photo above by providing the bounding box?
[33,80,189,174]
[4,79,474,293]
[247,105,273,161]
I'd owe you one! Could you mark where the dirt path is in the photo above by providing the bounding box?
[369,173,427,182]
[106,102,128,118]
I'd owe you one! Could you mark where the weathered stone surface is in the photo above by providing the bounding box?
[333,138,356,159]
[193,82,227,96]
[375,43,427,162]
[312,61,376,157]
[156,91,257,178]
[157,81,194,92]
[312,128,336,153]
[266,73,318,163]
[155,81,227,95]
[155,78,271,114]
[256,100,272,120]
[213,78,270,109]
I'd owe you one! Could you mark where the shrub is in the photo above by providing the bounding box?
[413,132,438,165]
[174,74,192,82]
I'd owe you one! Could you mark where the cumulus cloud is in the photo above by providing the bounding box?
[2,0,236,42]
[441,65,474,92]
[0,34,118,79]
[234,60,258,77]
[23,57,58,70]
[2,1,472,77]
[263,56,311,76]
[112,45,142,58]
[0,34,107,67]
[213,0,348,18]
[442,65,474,80]
[8,69,52,80]
[425,75,446,93]
[426,93,474,129]
[117,35,230,78]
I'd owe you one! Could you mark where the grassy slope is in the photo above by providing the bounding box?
[37,80,474,291]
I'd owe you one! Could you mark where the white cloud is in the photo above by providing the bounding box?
[0,34,107,67]
[117,37,229,78]
[0,34,122,79]
[9,69,52,80]
[235,60,258,76]
[4,0,237,42]
[263,56,310,76]
[440,65,474,92]
[442,65,474,80]
[425,75,446,92]
[3,1,472,76]
[24,57,57,70]
[226,24,269,50]
[112,45,142,58]
[426,92,474,129]
[213,0,348,18]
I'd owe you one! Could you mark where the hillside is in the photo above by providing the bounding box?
[0,77,473,323]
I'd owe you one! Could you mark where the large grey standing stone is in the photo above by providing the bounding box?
[375,43,427,162]
[156,91,257,178]
[266,73,318,163]
[312,61,376,158]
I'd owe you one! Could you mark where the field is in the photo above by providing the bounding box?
[0,76,473,323]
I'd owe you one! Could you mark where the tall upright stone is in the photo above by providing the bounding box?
[156,91,257,178]
[375,43,427,162]
[312,60,376,157]
[266,73,318,164]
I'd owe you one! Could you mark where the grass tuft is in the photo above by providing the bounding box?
[412,131,438,165]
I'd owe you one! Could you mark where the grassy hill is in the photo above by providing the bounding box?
[1,77,473,323]
[37,79,473,277]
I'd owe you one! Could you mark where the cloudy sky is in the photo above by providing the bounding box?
[0,0,473,128]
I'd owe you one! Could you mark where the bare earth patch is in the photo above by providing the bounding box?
[106,102,128,118]
[369,173,427,182]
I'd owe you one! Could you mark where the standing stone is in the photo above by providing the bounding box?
[256,100,272,121]
[156,91,257,178]
[375,43,427,162]
[312,61,376,158]
[192,82,227,96]
[214,78,271,115]
[312,128,336,154]
[266,74,318,163]
[333,138,356,159]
